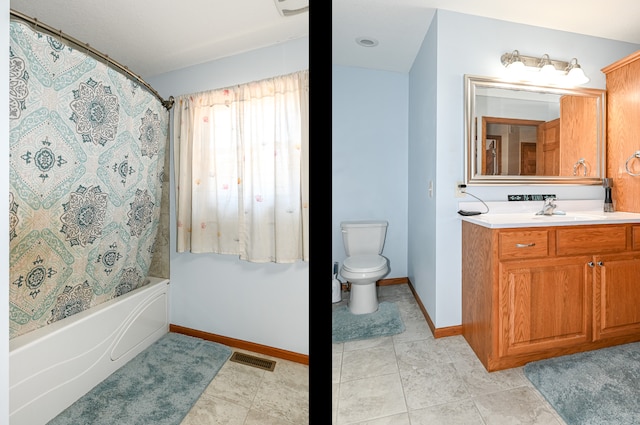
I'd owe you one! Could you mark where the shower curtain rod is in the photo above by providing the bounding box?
[10,9,175,110]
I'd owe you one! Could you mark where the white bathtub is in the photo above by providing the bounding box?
[9,276,170,425]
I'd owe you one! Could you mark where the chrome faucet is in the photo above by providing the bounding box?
[536,197,557,215]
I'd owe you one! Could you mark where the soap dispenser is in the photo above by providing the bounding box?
[603,178,614,212]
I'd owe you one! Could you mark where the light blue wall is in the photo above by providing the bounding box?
[332,66,409,279]
[147,37,309,355]
[332,9,640,331]
[407,13,438,327]
[148,37,308,98]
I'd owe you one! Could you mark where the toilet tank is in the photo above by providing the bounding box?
[341,220,388,256]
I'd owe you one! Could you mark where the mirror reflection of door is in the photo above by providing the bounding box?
[483,136,501,175]
[520,142,537,175]
[482,117,546,176]
[539,118,560,176]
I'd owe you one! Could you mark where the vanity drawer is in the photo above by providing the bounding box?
[499,230,549,259]
[556,226,627,256]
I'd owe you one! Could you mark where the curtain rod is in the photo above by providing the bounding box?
[10,9,174,110]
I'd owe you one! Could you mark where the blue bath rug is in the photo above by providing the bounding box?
[332,301,405,343]
[524,342,640,425]
[47,332,232,425]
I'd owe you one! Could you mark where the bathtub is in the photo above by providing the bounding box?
[9,276,170,425]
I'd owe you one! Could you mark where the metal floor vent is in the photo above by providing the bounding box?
[229,352,276,371]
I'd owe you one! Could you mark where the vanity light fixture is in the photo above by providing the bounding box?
[500,51,590,85]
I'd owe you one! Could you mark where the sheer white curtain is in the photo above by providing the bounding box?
[173,70,308,263]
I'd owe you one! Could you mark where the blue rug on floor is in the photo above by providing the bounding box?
[47,332,232,425]
[524,342,640,425]
[332,301,405,343]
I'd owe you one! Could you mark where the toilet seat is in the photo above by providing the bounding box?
[341,255,388,314]
[342,255,387,273]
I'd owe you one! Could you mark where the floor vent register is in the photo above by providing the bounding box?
[229,352,276,371]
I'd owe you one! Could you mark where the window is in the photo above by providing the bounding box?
[173,70,308,263]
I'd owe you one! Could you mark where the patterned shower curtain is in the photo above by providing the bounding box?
[8,20,169,339]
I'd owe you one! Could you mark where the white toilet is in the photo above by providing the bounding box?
[340,220,389,314]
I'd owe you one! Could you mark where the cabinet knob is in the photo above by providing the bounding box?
[588,261,595,267]
[597,261,604,266]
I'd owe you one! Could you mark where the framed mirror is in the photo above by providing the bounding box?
[464,75,606,185]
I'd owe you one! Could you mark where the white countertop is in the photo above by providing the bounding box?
[457,200,640,229]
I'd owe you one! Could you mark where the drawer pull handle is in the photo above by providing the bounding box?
[515,243,536,248]
[588,261,595,267]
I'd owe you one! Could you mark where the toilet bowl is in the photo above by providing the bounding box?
[340,220,389,314]
[341,254,388,314]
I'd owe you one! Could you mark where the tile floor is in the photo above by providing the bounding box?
[332,283,569,425]
[180,347,309,425]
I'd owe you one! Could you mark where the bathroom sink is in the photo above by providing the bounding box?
[458,201,640,229]
[531,213,608,221]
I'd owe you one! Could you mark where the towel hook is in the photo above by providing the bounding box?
[625,151,640,176]
[573,158,588,176]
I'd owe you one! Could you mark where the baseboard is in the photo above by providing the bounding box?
[381,277,463,339]
[169,324,309,365]
[378,277,409,286]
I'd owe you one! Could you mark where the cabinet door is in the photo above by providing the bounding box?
[593,252,640,340]
[499,256,592,356]
[605,53,640,212]
[559,95,598,176]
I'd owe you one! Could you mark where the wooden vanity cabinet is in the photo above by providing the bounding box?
[462,221,640,371]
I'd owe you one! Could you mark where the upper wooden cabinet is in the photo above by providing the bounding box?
[603,50,640,213]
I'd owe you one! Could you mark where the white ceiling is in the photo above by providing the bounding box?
[9,0,309,79]
[9,1,640,79]
[332,0,640,73]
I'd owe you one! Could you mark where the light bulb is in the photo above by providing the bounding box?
[540,63,555,74]
[507,60,525,71]
[567,67,589,85]
[538,63,557,84]
[534,54,557,83]
[565,58,590,85]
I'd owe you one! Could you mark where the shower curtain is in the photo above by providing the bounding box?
[9,19,170,339]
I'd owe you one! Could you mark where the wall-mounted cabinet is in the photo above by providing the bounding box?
[462,221,640,372]
[603,50,640,212]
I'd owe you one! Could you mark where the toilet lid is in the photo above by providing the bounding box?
[343,255,387,272]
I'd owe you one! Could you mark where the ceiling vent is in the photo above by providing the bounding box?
[273,0,309,16]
